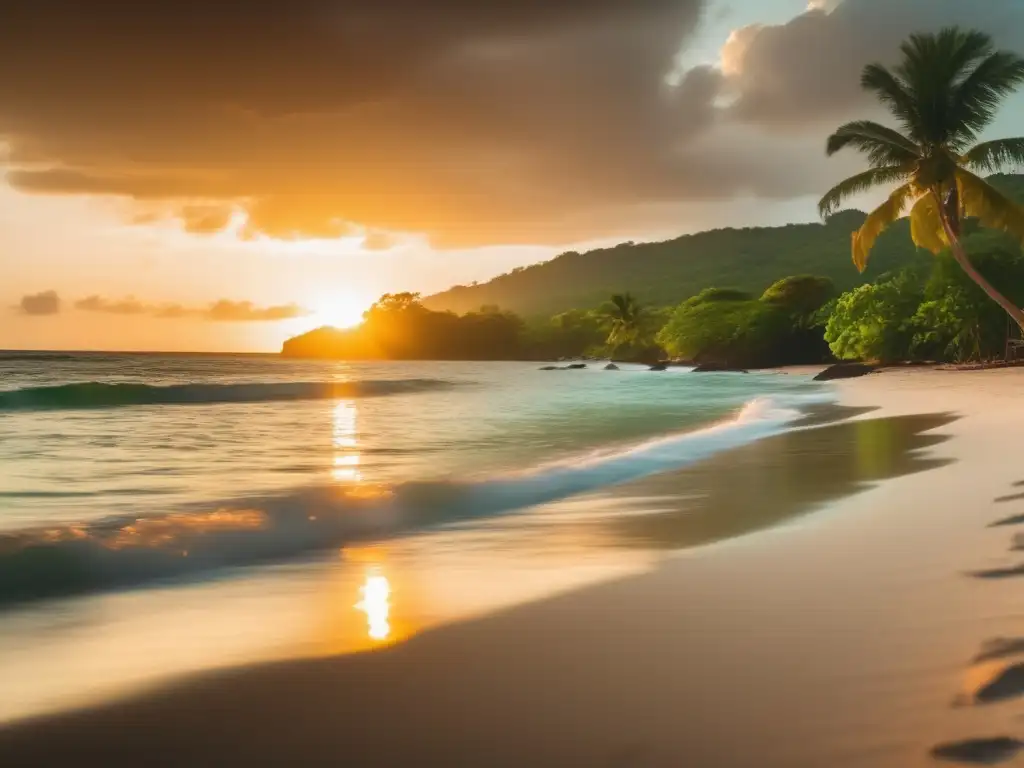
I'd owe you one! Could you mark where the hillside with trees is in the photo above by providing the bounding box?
[423,210,927,317]
[423,175,1024,319]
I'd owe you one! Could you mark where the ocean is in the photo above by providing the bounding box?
[0,352,831,722]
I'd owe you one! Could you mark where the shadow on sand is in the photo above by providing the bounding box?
[606,409,956,550]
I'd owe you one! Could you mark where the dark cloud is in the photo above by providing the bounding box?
[721,0,1024,127]
[1,0,1022,247]
[0,0,726,247]
[74,295,309,321]
[17,290,60,316]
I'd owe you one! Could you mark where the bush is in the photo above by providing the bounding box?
[761,276,836,321]
[657,299,793,367]
[910,234,1024,361]
[824,273,923,363]
[687,287,755,305]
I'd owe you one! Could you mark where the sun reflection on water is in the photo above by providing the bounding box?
[355,571,391,641]
[332,399,361,482]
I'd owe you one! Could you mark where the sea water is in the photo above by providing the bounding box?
[0,352,828,721]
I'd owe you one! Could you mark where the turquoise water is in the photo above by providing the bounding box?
[0,353,827,720]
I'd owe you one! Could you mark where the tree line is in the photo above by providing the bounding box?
[282,236,1024,366]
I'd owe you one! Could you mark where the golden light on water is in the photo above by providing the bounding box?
[332,399,362,483]
[355,571,392,641]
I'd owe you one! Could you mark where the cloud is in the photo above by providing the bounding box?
[179,205,236,235]
[75,295,148,315]
[17,290,60,316]
[362,231,397,252]
[1,0,1022,248]
[0,1,723,247]
[204,300,307,322]
[74,295,309,321]
[719,0,1024,128]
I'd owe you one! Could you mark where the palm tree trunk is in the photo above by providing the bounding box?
[933,190,1024,333]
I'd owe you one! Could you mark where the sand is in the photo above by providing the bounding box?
[2,367,1024,767]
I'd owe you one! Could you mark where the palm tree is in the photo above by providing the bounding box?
[601,293,644,348]
[819,27,1024,329]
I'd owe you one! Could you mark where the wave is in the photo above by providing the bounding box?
[0,379,456,411]
[0,396,811,606]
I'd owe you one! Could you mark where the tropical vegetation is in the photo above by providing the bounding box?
[819,27,1024,329]
[423,210,926,317]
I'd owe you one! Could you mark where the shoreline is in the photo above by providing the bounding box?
[2,368,1023,766]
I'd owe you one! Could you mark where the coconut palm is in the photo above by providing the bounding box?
[819,27,1024,329]
[601,293,644,348]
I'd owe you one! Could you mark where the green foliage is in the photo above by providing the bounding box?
[423,213,928,318]
[824,273,923,363]
[910,233,1024,360]
[823,231,1024,363]
[657,300,775,366]
[819,25,1024,321]
[527,308,608,360]
[598,293,644,348]
[688,287,755,304]
[761,276,836,324]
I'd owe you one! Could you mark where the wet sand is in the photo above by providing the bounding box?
[2,367,1024,766]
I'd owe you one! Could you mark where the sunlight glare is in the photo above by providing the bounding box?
[355,572,391,641]
[311,297,367,329]
[332,400,362,482]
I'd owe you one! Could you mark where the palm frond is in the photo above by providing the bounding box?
[909,194,947,254]
[825,120,920,165]
[818,166,912,218]
[861,64,920,137]
[963,137,1024,172]
[896,28,996,145]
[851,183,916,272]
[956,168,1024,244]
[948,51,1024,145]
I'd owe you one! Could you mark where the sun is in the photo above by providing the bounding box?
[311,297,368,329]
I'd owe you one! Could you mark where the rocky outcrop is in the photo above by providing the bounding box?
[812,363,876,381]
[540,363,588,370]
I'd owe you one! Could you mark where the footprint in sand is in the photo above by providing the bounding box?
[994,491,1024,504]
[935,490,1024,762]
[930,737,1024,764]
[972,663,1024,705]
[970,563,1024,579]
[956,649,1024,707]
[974,638,1024,664]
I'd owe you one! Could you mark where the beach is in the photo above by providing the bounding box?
[1,366,1022,766]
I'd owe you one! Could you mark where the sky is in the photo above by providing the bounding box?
[3,0,1024,352]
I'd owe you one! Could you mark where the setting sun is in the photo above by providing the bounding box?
[311,297,368,329]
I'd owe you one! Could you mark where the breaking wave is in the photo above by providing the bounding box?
[0,396,810,606]
[0,379,457,411]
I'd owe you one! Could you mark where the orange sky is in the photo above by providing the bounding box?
[3,0,1022,352]
[0,179,557,351]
